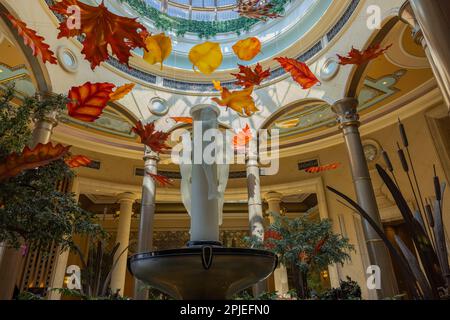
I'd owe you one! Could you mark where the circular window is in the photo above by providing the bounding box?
[148,97,169,116]
[362,139,381,163]
[320,57,340,81]
[57,47,78,73]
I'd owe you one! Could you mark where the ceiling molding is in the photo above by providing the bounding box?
[78,176,326,203]
[270,79,441,159]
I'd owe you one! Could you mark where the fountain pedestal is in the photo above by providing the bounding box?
[129,245,277,300]
[128,105,277,300]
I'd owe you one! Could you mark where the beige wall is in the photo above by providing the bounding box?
[66,99,450,299]
[250,101,450,298]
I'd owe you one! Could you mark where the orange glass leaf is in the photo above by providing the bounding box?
[305,163,340,174]
[233,124,253,148]
[50,0,147,70]
[148,172,173,187]
[65,155,92,168]
[170,117,193,124]
[264,230,282,249]
[139,29,151,41]
[231,63,270,88]
[275,118,299,129]
[6,14,57,64]
[110,83,135,101]
[232,37,261,61]
[337,44,392,66]
[212,80,223,92]
[298,251,310,263]
[132,121,170,153]
[0,143,71,181]
[237,0,281,21]
[212,86,259,117]
[274,57,320,89]
[67,82,115,122]
[314,235,329,255]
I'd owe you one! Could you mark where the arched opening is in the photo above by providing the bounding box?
[0,3,52,93]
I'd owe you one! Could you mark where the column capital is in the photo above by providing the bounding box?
[331,98,360,129]
[33,92,59,125]
[399,1,415,27]
[399,1,425,45]
[117,192,138,203]
[190,104,220,119]
[35,114,59,127]
[264,191,283,203]
[144,150,160,162]
[245,152,259,166]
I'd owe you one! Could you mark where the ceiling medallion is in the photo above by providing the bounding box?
[148,97,169,116]
[57,47,78,73]
[319,57,340,81]
[362,139,381,163]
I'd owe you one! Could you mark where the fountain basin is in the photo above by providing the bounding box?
[128,245,277,300]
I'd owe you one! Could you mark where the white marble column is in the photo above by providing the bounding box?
[0,110,58,300]
[134,148,159,300]
[47,177,80,300]
[246,153,264,240]
[332,98,398,299]
[110,192,137,296]
[246,151,268,295]
[264,192,289,296]
[399,1,450,109]
[30,111,58,148]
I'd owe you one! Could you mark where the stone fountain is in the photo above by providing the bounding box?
[128,105,277,300]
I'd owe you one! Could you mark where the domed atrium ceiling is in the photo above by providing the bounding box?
[1,0,449,304]
[110,0,330,71]
[3,0,435,152]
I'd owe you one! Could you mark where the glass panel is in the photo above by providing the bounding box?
[171,0,190,5]
[217,0,236,6]
[191,10,216,21]
[191,0,204,7]
[145,0,162,10]
[217,9,239,20]
[203,0,216,7]
[167,5,190,18]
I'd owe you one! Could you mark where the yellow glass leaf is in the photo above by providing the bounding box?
[232,37,261,61]
[275,118,300,129]
[212,86,259,117]
[110,83,135,101]
[143,33,172,70]
[189,42,223,75]
[212,80,223,91]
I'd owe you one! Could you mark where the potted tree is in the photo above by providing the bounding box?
[0,86,104,255]
[249,213,354,299]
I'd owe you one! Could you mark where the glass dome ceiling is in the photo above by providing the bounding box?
[145,0,240,21]
[118,0,294,38]
[114,0,332,71]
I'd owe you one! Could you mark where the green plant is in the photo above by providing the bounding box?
[118,0,291,38]
[327,121,450,300]
[52,288,130,300]
[16,291,45,300]
[71,240,129,298]
[0,86,104,250]
[318,277,362,300]
[233,290,278,300]
[247,213,354,299]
